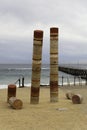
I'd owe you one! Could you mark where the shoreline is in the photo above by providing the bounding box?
[0,82,87,89]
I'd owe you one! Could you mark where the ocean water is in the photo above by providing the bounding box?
[0,64,50,89]
[0,64,86,89]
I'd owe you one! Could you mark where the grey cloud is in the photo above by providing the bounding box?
[59,39,87,64]
[0,0,87,63]
[0,38,33,63]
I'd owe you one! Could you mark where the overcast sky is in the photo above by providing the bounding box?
[0,0,87,64]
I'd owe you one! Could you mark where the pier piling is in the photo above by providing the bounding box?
[22,77,24,87]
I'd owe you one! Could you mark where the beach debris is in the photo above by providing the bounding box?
[66,91,74,100]
[9,97,23,109]
[30,30,43,104]
[50,27,59,102]
[7,84,16,102]
[56,107,68,111]
[72,94,83,104]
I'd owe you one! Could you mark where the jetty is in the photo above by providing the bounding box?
[59,65,87,79]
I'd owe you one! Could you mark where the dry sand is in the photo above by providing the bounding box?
[0,85,87,130]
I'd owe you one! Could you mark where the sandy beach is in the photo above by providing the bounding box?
[0,85,87,130]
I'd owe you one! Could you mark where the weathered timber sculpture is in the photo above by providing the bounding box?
[7,84,16,102]
[50,27,59,102]
[66,91,74,100]
[30,30,43,104]
[9,97,23,109]
[72,94,83,104]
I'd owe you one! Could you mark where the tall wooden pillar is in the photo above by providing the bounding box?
[30,30,43,104]
[50,27,59,102]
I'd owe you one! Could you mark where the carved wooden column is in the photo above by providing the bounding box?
[50,27,59,102]
[30,30,43,104]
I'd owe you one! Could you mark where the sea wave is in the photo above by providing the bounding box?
[59,80,86,86]
[0,67,49,71]
[0,83,31,89]
[8,67,49,70]
[0,83,50,89]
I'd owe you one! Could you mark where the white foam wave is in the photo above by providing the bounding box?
[59,81,86,86]
[8,68,32,70]
[0,83,50,89]
[0,85,8,89]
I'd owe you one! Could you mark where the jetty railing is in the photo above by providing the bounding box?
[13,75,87,87]
[14,75,25,87]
